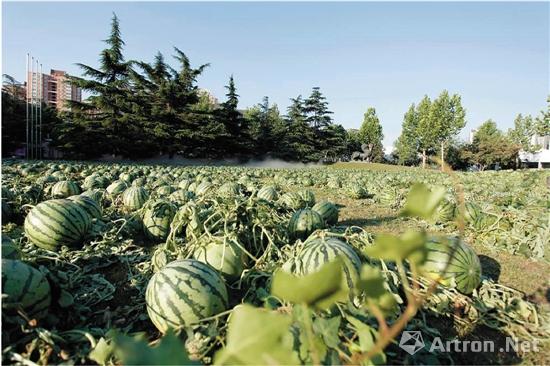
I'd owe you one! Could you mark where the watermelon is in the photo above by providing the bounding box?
[51,180,81,199]
[288,209,325,241]
[143,200,177,242]
[312,201,339,226]
[145,259,228,333]
[195,181,215,197]
[298,190,316,207]
[296,236,361,290]
[24,199,92,251]
[168,189,195,205]
[2,235,21,260]
[280,192,305,210]
[106,180,128,196]
[193,238,247,280]
[81,189,105,204]
[419,236,482,294]
[2,259,51,320]
[122,186,149,210]
[432,198,456,224]
[68,195,103,220]
[217,182,241,198]
[347,184,367,199]
[257,185,278,202]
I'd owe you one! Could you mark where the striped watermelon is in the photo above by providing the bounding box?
[347,184,367,199]
[464,202,482,225]
[122,186,149,210]
[24,199,92,251]
[288,209,325,241]
[145,259,228,333]
[432,198,456,224]
[68,195,103,220]
[51,180,81,199]
[296,236,361,290]
[2,235,21,260]
[193,238,247,280]
[217,182,241,198]
[195,181,215,197]
[419,236,482,294]
[168,189,195,205]
[298,190,316,207]
[280,192,305,210]
[2,259,51,320]
[257,185,278,202]
[143,200,177,242]
[106,180,128,196]
[81,189,105,204]
[312,201,339,226]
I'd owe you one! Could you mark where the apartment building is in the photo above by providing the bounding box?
[27,69,81,111]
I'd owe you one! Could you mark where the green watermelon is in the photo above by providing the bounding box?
[298,190,316,207]
[297,236,361,290]
[257,185,278,201]
[24,199,92,251]
[2,235,21,260]
[280,192,305,210]
[193,238,247,280]
[142,200,177,242]
[68,195,103,220]
[288,209,325,241]
[145,259,228,333]
[419,236,482,294]
[122,186,149,210]
[347,184,367,199]
[2,259,51,320]
[312,201,339,226]
[51,180,81,199]
[106,180,128,196]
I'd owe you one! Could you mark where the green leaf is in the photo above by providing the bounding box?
[347,317,386,365]
[112,330,196,365]
[364,230,427,265]
[312,316,341,349]
[88,337,114,365]
[401,183,446,220]
[214,304,299,365]
[271,259,349,310]
[356,265,398,315]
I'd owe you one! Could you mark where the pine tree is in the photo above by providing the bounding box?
[58,13,133,157]
[304,87,333,130]
[357,107,385,162]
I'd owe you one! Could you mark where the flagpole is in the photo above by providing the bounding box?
[39,63,43,159]
[25,53,30,159]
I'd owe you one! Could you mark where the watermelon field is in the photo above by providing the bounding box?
[1,159,549,365]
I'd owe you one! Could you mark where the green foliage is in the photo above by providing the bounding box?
[271,259,349,309]
[462,120,519,170]
[401,183,446,220]
[214,305,298,365]
[357,107,385,162]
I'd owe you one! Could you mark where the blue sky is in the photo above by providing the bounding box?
[3,2,549,147]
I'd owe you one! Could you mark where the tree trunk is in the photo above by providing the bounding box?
[440,141,445,171]
[422,149,427,169]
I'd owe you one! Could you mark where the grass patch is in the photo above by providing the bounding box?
[330,162,420,171]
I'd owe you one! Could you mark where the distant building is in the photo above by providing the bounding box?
[27,69,81,111]
[519,134,550,168]
[197,88,219,105]
[469,129,478,143]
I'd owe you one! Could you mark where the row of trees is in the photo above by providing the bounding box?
[393,91,549,170]
[47,14,384,162]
